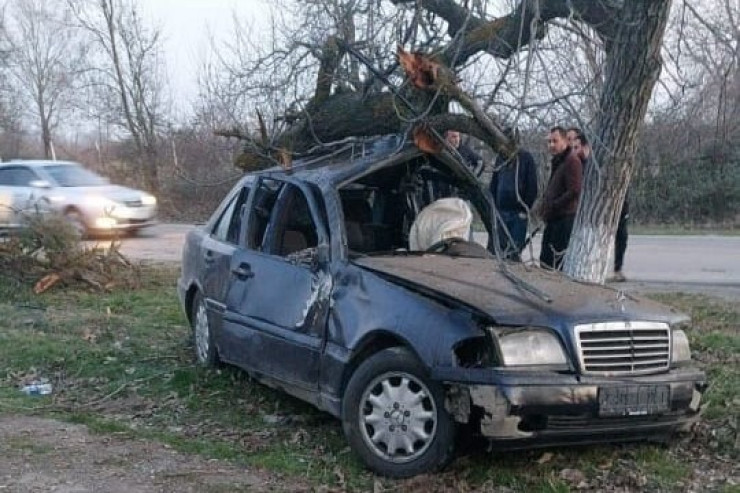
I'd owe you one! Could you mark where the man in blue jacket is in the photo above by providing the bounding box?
[489,129,539,260]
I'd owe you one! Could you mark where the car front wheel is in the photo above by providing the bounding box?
[191,292,218,366]
[63,209,87,238]
[341,347,455,478]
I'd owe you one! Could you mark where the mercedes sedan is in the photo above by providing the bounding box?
[177,136,705,478]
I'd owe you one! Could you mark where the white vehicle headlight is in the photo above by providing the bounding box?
[671,329,691,363]
[496,328,567,366]
[141,194,156,205]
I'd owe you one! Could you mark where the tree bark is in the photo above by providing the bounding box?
[563,0,673,281]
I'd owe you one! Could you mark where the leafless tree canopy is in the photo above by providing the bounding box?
[69,0,168,193]
[3,0,86,158]
[199,0,676,281]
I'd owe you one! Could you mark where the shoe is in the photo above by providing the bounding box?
[609,271,626,282]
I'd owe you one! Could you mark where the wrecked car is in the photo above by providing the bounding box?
[177,135,705,478]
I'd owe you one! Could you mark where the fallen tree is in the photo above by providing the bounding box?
[218,0,673,283]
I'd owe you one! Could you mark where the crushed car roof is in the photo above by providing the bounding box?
[241,134,465,187]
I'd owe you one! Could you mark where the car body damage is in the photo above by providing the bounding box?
[178,135,706,477]
[352,255,688,327]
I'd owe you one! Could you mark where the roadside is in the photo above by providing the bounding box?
[1,264,738,492]
[0,416,305,493]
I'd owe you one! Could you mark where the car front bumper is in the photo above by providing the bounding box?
[435,366,705,446]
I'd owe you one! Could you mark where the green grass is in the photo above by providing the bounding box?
[0,268,737,491]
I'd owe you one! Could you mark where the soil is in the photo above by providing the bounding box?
[0,416,307,492]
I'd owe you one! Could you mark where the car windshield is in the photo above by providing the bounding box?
[44,164,108,187]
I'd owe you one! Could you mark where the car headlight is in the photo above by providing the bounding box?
[48,194,66,203]
[141,194,156,205]
[495,328,567,366]
[671,329,691,364]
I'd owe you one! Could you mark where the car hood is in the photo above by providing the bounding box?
[58,185,146,202]
[353,255,687,327]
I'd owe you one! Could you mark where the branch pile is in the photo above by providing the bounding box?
[0,214,140,294]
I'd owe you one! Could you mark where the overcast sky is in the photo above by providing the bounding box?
[134,0,270,108]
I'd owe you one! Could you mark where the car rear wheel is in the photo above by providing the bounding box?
[341,347,455,478]
[191,292,218,366]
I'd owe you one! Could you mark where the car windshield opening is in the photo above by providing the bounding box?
[339,155,491,258]
[44,165,108,187]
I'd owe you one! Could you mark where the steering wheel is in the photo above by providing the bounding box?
[425,237,464,254]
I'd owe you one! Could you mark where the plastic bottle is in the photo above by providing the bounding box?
[21,382,53,396]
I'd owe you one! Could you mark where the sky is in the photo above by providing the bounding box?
[134,0,271,109]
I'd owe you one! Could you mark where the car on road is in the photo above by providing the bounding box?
[0,160,157,236]
[177,136,705,478]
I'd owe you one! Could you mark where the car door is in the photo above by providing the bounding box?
[222,178,331,394]
[0,166,41,227]
[198,185,251,361]
[0,168,15,226]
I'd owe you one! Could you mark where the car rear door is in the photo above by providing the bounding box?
[0,168,15,226]
[197,185,251,361]
[222,177,331,395]
[0,166,42,227]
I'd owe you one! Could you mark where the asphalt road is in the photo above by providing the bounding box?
[111,223,740,297]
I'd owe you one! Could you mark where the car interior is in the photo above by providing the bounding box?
[338,155,488,257]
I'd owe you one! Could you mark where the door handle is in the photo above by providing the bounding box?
[232,262,255,279]
[203,250,215,264]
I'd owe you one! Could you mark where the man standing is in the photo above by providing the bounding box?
[611,195,629,281]
[568,128,629,281]
[539,126,583,270]
[567,127,590,171]
[445,130,484,178]
[489,129,538,259]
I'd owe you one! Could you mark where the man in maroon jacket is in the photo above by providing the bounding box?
[539,126,583,270]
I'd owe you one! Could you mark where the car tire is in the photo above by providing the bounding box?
[191,291,219,366]
[341,347,456,478]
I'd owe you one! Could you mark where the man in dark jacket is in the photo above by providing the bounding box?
[489,130,538,259]
[445,130,484,178]
[611,194,629,281]
[568,127,629,281]
[539,126,583,270]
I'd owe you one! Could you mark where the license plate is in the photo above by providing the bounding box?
[598,385,670,417]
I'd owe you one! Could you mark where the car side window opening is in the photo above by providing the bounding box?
[246,178,283,251]
[262,183,319,258]
[0,167,37,186]
[339,155,487,256]
[212,186,250,244]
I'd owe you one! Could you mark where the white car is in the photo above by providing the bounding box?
[0,160,156,235]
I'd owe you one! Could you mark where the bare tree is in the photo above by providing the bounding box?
[203,0,675,283]
[4,0,86,158]
[70,0,168,194]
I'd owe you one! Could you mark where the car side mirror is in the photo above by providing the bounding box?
[29,180,51,189]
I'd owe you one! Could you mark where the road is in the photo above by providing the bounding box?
[108,223,740,297]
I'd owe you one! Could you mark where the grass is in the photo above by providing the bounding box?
[0,266,738,491]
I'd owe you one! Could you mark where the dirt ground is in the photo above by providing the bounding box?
[0,416,307,492]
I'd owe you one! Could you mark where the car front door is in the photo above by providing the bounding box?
[223,178,330,395]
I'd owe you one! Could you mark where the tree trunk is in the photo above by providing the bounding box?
[563,0,672,282]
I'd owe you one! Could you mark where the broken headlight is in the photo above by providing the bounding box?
[494,328,567,367]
